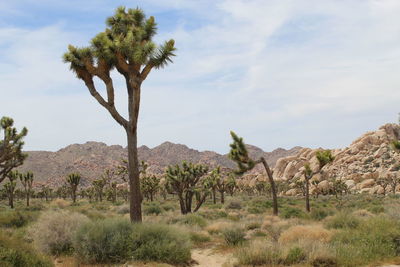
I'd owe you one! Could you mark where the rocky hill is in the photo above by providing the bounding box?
[18,141,301,188]
[269,124,400,195]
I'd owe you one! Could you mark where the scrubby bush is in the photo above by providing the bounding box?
[279,225,332,244]
[0,232,53,267]
[172,214,207,228]
[198,209,228,220]
[325,212,360,229]
[29,210,89,255]
[311,256,338,267]
[246,221,261,230]
[223,227,245,246]
[0,211,31,228]
[225,200,242,210]
[74,218,133,263]
[206,221,233,235]
[143,203,163,215]
[280,207,307,219]
[50,198,69,208]
[284,247,306,265]
[311,209,331,221]
[189,231,211,244]
[237,240,281,265]
[115,204,130,214]
[131,223,191,264]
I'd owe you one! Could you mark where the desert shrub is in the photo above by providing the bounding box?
[206,203,223,209]
[0,211,31,228]
[247,199,272,214]
[74,218,133,263]
[189,231,211,244]
[279,225,332,244]
[161,203,176,211]
[198,209,228,220]
[284,247,306,265]
[262,216,290,241]
[223,227,245,246]
[115,204,130,214]
[332,216,400,266]
[246,222,261,230]
[237,240,281,265]
[29,210,89,255]
[206,221,233,235]
[172,214,207,228]
[325,212,360,229]
[311,209,331,221]
[131,223,191,265]
[226,200,242,210]
[143,203,163,215]
[227,212,241,221]
[367,205,384,214]
[280,207,306,219]
[352,209,374,218]
[0,232,53,267]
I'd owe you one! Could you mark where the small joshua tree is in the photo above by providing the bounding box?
[20,171,34,206]
[228,131,278,215]
[166,161,209,214]
[303,164,313,212]
[226,173,237,197]
[66,173,81,203]
[93,178,107,202]
[63,7,176,222]
[376,177,390,196]
[0,117,28,184]
[4,170,18,208]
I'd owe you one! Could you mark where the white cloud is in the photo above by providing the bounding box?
[1,0,399,153]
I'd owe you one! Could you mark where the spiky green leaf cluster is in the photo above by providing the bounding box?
[392,140,400,151]
[66,173,81,187]
[0,117,28,183]
[316,150,335,169]
[228,131,255,175]
[166,161,208,193]
[303,163,313,179]
[63,6,176,79]
[20,171,33,187]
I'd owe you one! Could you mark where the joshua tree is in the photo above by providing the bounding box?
[0,117,28,184]
[93,178,107,202]
[376,176,390,196]
[303,164,313,212]
[228,131,278,215]
[166,161,209,214]
[141,175,160,202]
[4,170,18,208]
[66,173,81,203]
[204,169,218,204]
[63,7,176,222]
[226,173,237,197]
[20,171,34,206]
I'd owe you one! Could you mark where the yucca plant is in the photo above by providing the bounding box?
[66,173,81,203]
[20,171,34,206]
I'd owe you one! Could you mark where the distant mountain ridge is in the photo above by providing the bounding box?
[18,141,302,188]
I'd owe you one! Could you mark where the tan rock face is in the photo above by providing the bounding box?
[272,123,400,195]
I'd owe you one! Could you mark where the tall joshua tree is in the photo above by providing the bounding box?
[63,7,176,222]
[66,173,81,203]
[4,170,18,208]
[20,171,34,206]
[0,117,28,184]
[229,131,278,215]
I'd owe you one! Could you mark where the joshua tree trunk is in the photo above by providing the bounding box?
[26,193,30,207]
[220,191,225,204]
[9,194,14,209]
[305,178,310,212]
[259,157,278,216]
[212,188,216,204]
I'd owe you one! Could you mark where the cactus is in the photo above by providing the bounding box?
[66,173,81,203]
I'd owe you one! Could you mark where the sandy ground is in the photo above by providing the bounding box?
[191,248,233,267]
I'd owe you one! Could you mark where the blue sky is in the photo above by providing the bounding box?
[1,0,399,153]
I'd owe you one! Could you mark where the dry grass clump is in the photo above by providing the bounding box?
[262,216,291,241]
[50,198,69,208]
[237,240,281,266]
[352,209,374,218]
[279,225,332,245]
[29,210,89,255]
[205,221,234,235]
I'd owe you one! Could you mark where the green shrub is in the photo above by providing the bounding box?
[280,207,306,219]
[0,233,53,267]
[29,210,89,255]
[189,232,211,244]
[226,200,242,210]
[115,204,130,214]
[131,223,191,265]
[311,209,331,221]
[284,247,306,265]
[367,205,384,214]
[325,212,360,229]
[161,203,176,211]
[143,203,163,215]
[74,218,133,263]
[332,216,400,266]
[0,211,31,228]
[172,214,207,228]
[198,209,228,220]
[223,228,245,246]
[245,222,261,230]
[237,241,281,265]
[247,199,272,214]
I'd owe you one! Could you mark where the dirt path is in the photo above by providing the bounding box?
[191,248,233,267]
